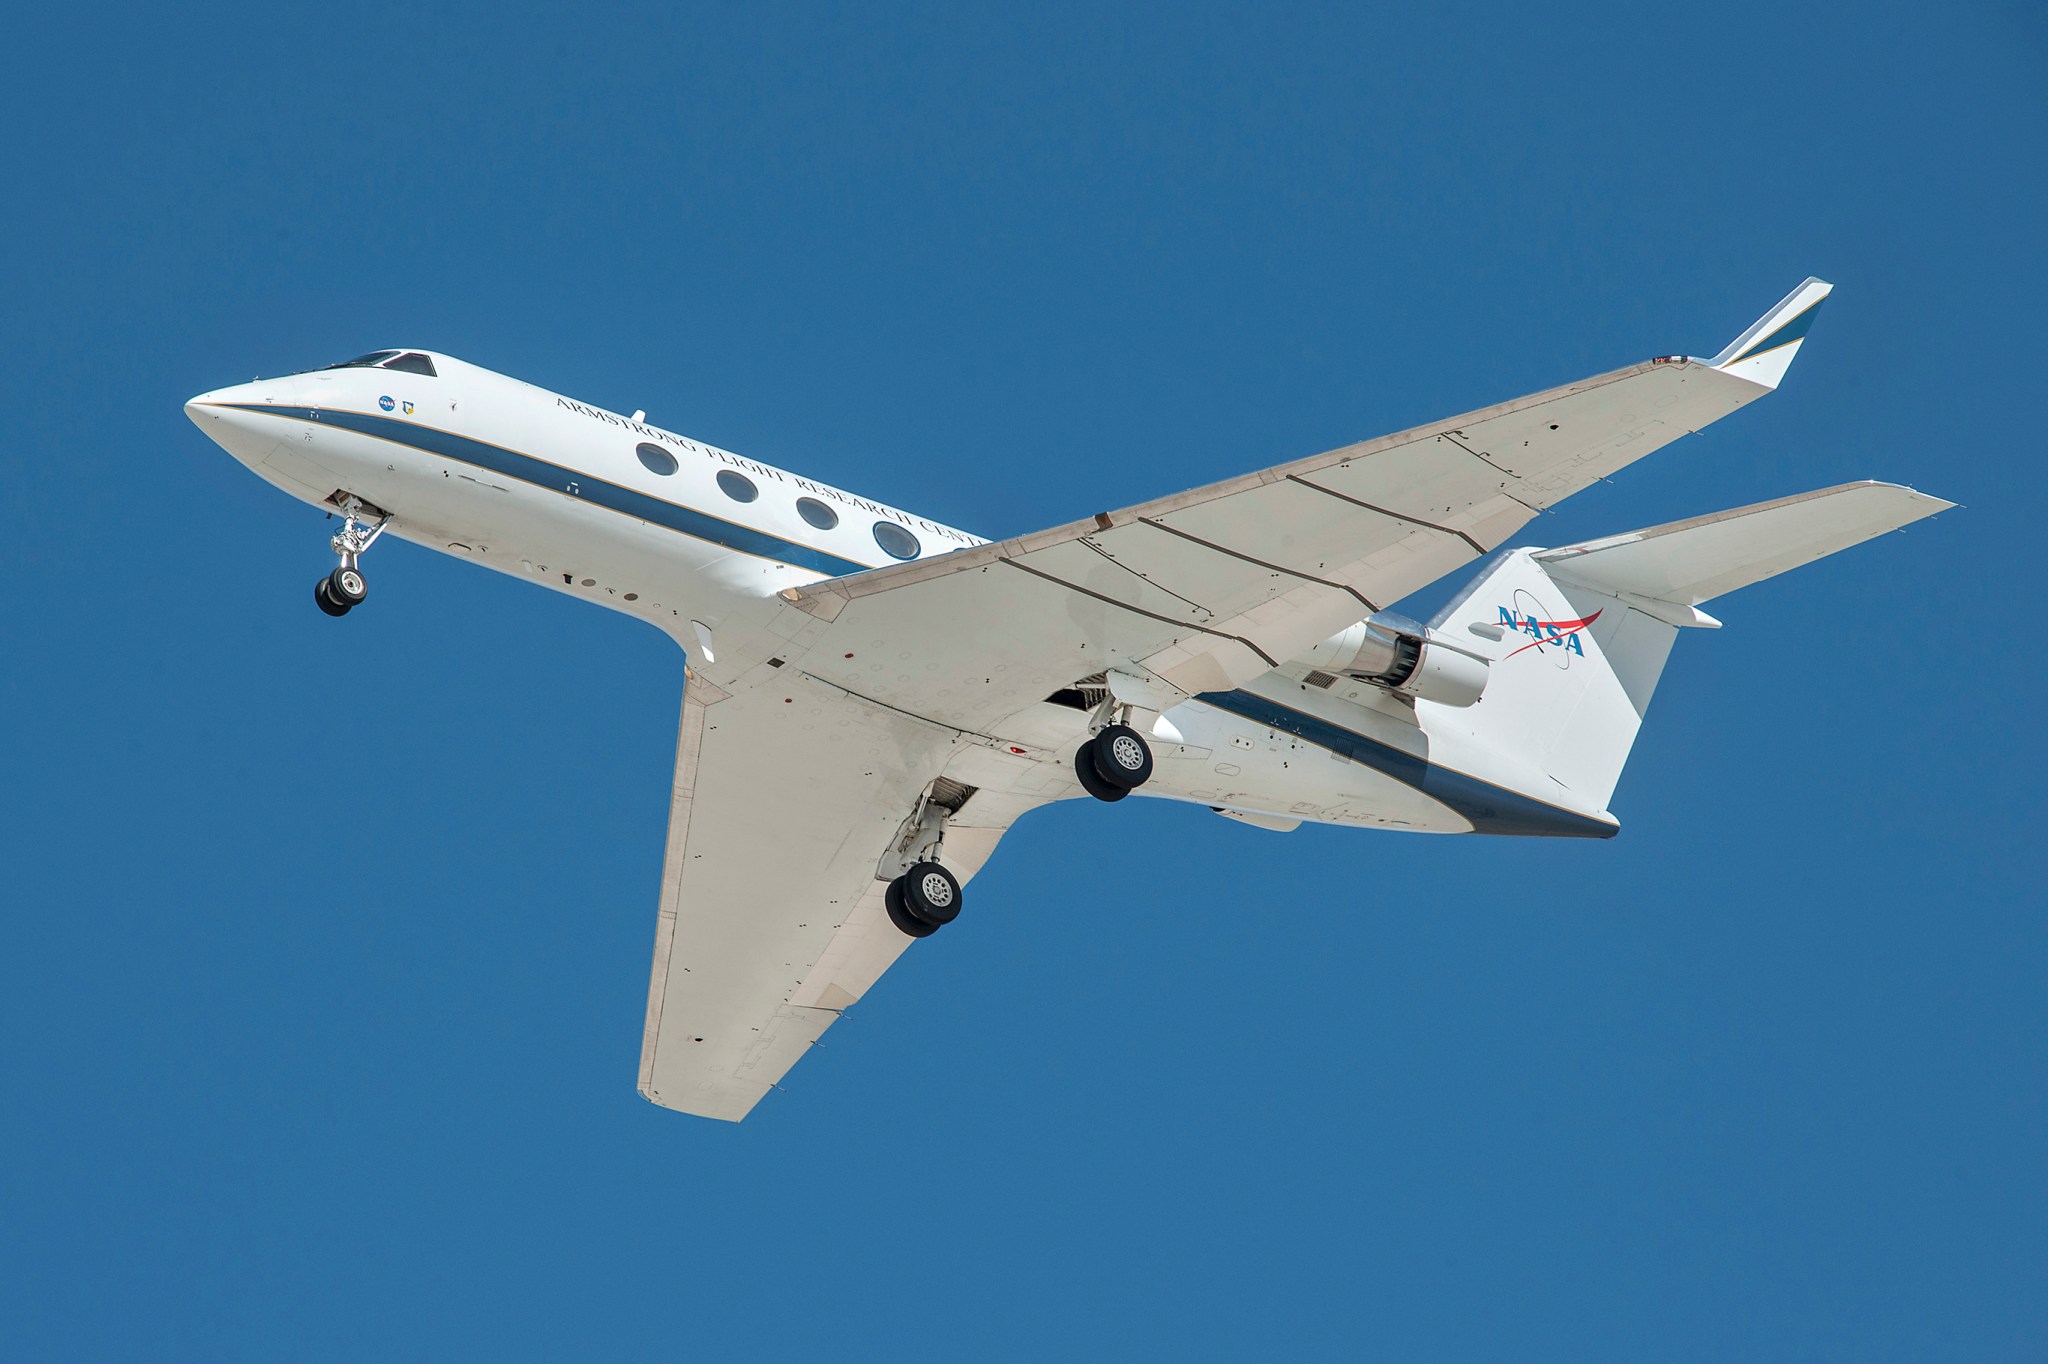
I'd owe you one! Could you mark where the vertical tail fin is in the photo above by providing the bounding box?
[1428,548,1677,811]
[1427,482,1952,812]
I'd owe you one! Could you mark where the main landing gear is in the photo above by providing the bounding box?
[313,495,389,618]
[881,783,972,939]
[1074,722,1155,802]
[884,860,962,939]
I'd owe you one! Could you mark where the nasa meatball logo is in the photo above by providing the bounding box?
[1498,590,1601,670]
[378,394,395,412]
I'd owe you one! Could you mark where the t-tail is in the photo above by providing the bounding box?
[1422,481,1952,820]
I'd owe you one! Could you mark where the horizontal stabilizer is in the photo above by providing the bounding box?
[1706,277,1833,390]
[1535,481,1954,613]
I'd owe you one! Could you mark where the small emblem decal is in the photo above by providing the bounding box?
[378,395,395,412]
[401,400,414,415]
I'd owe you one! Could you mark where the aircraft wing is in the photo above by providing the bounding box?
[636,669,1044,1121]
[777,281,1836,736]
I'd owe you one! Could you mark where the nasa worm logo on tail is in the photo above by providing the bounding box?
[1500,590,1601,668]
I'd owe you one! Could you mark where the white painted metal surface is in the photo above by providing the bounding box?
[1535,481,1949,606]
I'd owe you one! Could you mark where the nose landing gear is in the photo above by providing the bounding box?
[313,495,389,618]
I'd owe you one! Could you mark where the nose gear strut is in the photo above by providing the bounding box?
[314,494,390,617]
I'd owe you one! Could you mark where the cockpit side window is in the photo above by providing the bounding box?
[321,351,400,370]
[380,352,438,377]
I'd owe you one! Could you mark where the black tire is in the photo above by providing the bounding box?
[1073,746,1127,802]
[328,565,368,606]
[314,578,351,617]
[1089,723,1153,790]
[885,876,939,938]
[901,860,962,926]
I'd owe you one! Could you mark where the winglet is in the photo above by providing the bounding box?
[1705,277,1833,390]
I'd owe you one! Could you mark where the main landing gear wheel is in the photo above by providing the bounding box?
[903,860,961,925]
[1074,746,1128,802]
[1077,722,1154,802]
[886,860,963,938]
[885,877,939,938]
[314,578,352,617]
[1093,723,1154,787]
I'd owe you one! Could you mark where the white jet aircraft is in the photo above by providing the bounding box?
[188,279,1949,1121]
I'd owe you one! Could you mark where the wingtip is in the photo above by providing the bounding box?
[1706,277,1834,390]
[1835,479,1959,516]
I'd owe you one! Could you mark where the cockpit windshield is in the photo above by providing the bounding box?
[318,350,438,377]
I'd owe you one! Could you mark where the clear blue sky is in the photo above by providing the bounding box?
[3,3,2041,1359]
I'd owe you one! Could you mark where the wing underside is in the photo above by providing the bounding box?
[638,671,1041,1122]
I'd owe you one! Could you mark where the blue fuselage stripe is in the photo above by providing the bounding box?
[1195,689,1617,839]
[232,404,877,578]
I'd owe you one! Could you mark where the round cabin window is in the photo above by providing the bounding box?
[872,520,921,560]
[716,470,758,503]
[636,443,678,476]
[796,497,839,530]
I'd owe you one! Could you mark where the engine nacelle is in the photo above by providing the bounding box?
[1292,613,1490,707]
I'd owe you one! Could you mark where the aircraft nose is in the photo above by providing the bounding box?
[185,379,265,427]
[185,379,295,468]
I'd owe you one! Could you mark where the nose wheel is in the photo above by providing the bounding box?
[312,495,388,618]
[315,566,367,615]
[885,860,962,938]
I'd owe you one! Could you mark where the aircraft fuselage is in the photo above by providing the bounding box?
[188,351,1611,840]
